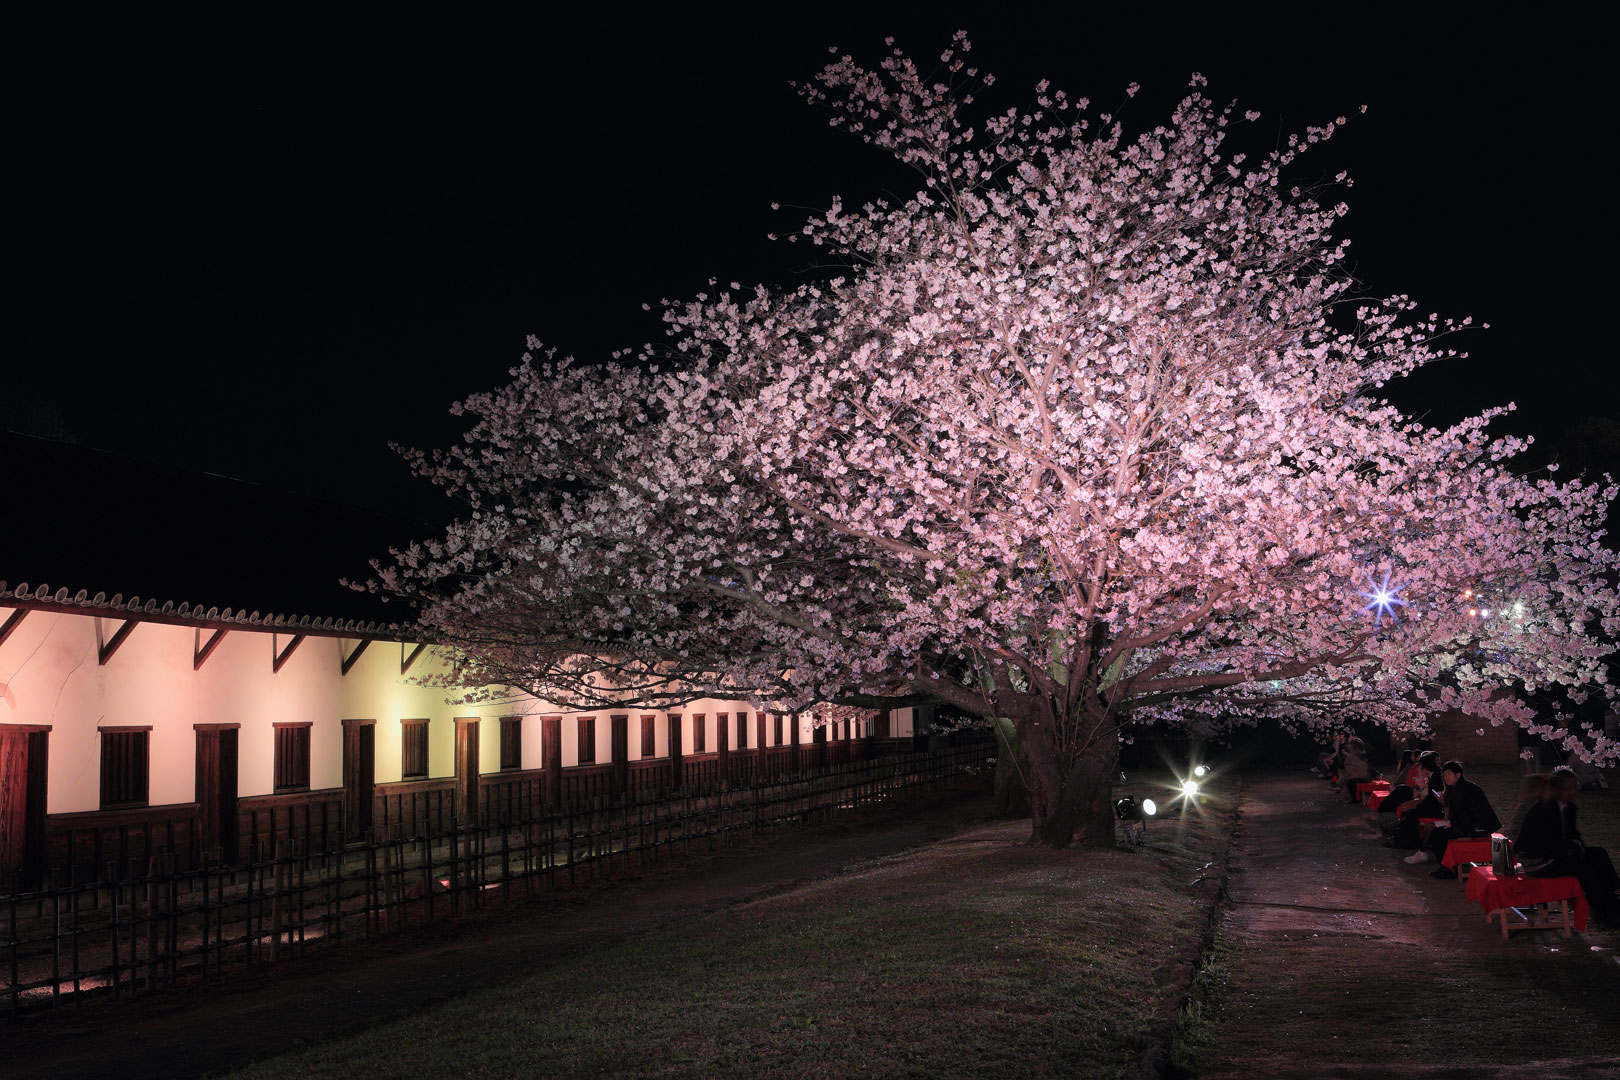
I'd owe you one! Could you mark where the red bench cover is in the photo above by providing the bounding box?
[1464,866,1588,932]
[1440,833,1507,870]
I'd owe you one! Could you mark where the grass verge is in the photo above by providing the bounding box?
[228,772,1236,1080]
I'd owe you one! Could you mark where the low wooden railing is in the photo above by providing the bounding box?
[0,740,992,1014]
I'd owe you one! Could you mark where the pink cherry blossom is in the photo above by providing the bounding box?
[379,37,1618,849]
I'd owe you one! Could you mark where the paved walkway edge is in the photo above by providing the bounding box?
[1140,779,1244,1080]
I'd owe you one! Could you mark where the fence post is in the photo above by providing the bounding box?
[146,855,161,991]
[270,839,291,962]
[380,824,395,932]
[50,867,61,1007]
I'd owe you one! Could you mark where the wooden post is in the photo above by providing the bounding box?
[270,838,290,961]
[146,855,161,990]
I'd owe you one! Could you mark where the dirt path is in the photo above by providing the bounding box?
[1191,773,1620,1080]
[2,786,996,1080]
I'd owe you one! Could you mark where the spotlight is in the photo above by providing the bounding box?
[1193,765,1209,778]
[1181,779,1200,797]
[1114,796,1150,847]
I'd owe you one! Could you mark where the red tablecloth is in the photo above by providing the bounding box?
[1360,781,1392,803]
[1367,792,1388,810]
[1464,866,1588,932]
[1440,833,1506,870]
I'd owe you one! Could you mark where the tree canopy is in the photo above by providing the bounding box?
[381,35,1619,845]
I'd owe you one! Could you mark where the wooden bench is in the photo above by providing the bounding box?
[1464,866,1588,939]
[1440,832,1507,885]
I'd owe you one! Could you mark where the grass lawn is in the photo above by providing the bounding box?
[229,771,1235,1080]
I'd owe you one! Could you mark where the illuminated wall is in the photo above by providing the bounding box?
[0,607,895,814]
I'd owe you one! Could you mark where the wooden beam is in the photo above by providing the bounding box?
[194,628,229,670]
[272,633,306,674]
[401,641,428,675]
[340,637,372,676]
[97,618,138,665]
[0,608,28,650]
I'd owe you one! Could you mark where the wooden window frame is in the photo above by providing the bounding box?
[773,714,784,746]
[640,715,656,758]
[577,716,596,764]
[736,713,748,751]
[499,716,522,772]
[98,726,151,810]
[272,722,312,793]
[691,714,706,754]
[401,718,430,780]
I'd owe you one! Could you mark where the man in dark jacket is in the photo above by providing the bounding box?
[1517,766,1620,920]
[1405,760,1500,878]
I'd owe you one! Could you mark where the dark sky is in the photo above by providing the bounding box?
[8,6,1617,520]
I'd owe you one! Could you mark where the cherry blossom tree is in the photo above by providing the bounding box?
[381,34,1619,847]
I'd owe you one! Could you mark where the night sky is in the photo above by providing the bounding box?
[9,6,1618,523]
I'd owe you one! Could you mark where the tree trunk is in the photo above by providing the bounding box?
[1027,720,1119,849]
[991,716,1031,817]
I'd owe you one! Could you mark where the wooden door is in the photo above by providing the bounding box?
[543,716,562,808]
[610,714,629,798]
[667,714,683,792]
[195,725,240,863]
[342,720,375,841]
[716,713,730,783]
[0,726,49,890]
[455,718,480,825]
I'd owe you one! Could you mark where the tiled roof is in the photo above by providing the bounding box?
[0,580,415,639]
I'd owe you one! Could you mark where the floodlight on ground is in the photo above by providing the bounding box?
[1181,779,1200,797]
[1193,765,1209,778]
[1114,796,1150,847]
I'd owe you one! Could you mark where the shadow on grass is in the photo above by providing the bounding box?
[228,772,1237,1080]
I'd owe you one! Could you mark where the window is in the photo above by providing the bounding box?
[99,727,150,809]
[500,717,522,771]
[691,714,706,753]
[640,716,656,758]
[577,717,596,764]
[402,719,429,779]
[273,723,312,792]
[736,713,748,750]
[773,714,784,746]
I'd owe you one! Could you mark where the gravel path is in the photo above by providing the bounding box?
[1192,773,1620,1080]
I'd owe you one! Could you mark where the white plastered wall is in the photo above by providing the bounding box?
[0,610,525,812]
[0,608,808,813]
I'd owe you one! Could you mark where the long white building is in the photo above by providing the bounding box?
[0,584,925,891]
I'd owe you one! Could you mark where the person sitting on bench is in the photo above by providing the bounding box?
[1376,750,1422,835]
[1338,736,1375,803]
[1517,766,1620,922]
[1389,752,1443,849]
[1316,733,1347,780]
[1405,759,1499,877]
